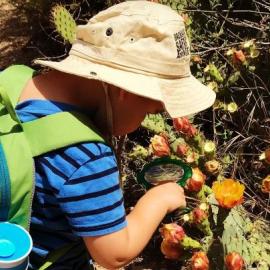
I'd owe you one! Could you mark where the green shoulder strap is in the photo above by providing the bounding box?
[0,65,36,107]
[0,65,37,229]
[22,111,104,157]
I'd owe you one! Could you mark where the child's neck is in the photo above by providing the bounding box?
[20,70,103,110]
[19,70,110,134]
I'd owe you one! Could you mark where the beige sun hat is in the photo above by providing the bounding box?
[35,0,216,118]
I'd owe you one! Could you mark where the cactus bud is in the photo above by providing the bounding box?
[177,143,189,156]
[261,175,270,193]
[188,125,198,137]
[192,208,207,224]
[264,148,270,164]
[173,117,190,132]
[225,252,244,270]
[199,203,208,211]
[203,140,216,158]
[259,149,270,164]
[150,135,170,157]
[185,151,199,164]
[233,50,246,63]
[171,138,189,157]
[207,81,218,92]
[186,168,206,192]
[191,251,209,270]
[160,223,185,244]
[183,214,190,222]
[173,117,197,137]
[227,102,238,113]
[160,240,182,260]
[189,207,212,236]
[204,160,221,175]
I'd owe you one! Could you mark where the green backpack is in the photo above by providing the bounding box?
[0,65,105,269]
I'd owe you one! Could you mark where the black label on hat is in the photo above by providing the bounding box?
[174,30,189,58]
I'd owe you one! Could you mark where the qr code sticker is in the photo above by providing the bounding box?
[174,30,189,58]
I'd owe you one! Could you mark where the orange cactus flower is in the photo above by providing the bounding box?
[160,240,182,260]
[150,135,170,157]
[191,251,209,270]
[225,252,244,270]
[212,179,245,209]
[261,175,270,193]
[160,223,185,244]
[186,168,206,192]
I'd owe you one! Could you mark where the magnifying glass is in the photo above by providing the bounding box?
[136,157,193,217]
[137,157,192,189]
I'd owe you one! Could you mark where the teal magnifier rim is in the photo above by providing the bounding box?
[137,157,192,189]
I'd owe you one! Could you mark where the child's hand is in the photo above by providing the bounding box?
[148,182,186,213]
[84,182,186,269]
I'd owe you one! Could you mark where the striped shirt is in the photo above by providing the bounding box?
[15,99,127,269]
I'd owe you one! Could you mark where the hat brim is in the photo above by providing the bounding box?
[35,55,216,118]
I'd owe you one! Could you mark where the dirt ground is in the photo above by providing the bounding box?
[0,0,33,68]
[0,0,67,69]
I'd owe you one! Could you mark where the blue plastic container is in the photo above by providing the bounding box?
[0,222,32,270]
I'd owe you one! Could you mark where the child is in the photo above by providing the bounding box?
[15,1,215,269]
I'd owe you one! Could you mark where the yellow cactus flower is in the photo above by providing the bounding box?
[212,179,245,209]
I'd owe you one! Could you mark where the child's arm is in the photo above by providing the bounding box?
[83,182,186,269]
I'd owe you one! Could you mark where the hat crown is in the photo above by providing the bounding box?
[34,1,215,119]
[73,1,190,77]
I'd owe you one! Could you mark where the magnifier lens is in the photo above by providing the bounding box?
[144,164,184,185]
[137,158,192,188]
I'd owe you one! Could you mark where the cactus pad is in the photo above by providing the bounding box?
[222,209,270,269]
[51,5,76,44]
[208,194,270,269]
[141,114,165,134]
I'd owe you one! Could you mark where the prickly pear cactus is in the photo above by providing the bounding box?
[222,208,270,270]
[208,194,270,270]
[51,5,76,44]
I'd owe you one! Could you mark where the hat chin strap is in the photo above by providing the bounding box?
[102,82,114,136]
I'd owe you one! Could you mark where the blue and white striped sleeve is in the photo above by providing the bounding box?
[56,142,127,237]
